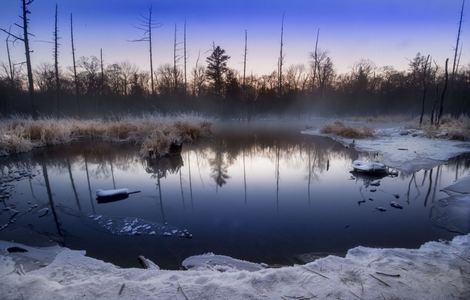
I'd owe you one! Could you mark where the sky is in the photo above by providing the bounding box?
[0,0,468,75]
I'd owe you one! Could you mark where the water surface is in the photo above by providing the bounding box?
[1,125,469,269]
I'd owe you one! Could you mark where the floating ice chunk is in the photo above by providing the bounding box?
[37,208,49,218]
[182,253,265,272]
[352,160,388,174]
[442,175,470,194]
[390,201,403,209]
[432,194,470,234]
[370,179,381,186]
[96,188,129,198]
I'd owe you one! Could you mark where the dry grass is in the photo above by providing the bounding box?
[321,121,374,139]
[0,114,212,157]
[414,114,470,141]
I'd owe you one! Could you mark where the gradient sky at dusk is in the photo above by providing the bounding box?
[0,0,468,75]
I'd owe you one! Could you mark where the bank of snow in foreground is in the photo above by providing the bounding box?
[1,234,469,300]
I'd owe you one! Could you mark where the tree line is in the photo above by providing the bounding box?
[0,0,469,119]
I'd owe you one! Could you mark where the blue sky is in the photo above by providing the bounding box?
[0,0,467,75]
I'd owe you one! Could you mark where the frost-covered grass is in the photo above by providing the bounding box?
[0,114,212,157]
[321,121,374,139]
[420,114,470,141]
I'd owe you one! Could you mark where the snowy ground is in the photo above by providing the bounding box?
[1,234,469,300]
[301,121,470,173]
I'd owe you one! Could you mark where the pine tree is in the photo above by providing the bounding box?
[206,45,230,96]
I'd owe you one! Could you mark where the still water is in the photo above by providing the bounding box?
[1,125,469,269]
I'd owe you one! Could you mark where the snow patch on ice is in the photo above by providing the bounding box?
[302,126,470,173]
[442,175,470,194]
[182,253,265,272]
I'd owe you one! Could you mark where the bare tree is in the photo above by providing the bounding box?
[53,4,60,109]
[437,58,449,125]
[1,0,36,115]
[131,6,159,95]
[3,26,16,86]
[243,29,247,87]
[452,0,465,80]
[183,20,187,95]
[419,55,431,125]
[173,24,179,94]
[278,13,285,96]
[70,13,79,98]
[310,28,320,92]
[100,48,104,95]
[191,51,205,97]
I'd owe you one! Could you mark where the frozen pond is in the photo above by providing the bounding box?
[1,124,469,269]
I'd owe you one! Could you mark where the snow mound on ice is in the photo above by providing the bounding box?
[182,252,265,271]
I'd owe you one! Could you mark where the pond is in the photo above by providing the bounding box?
[1,123,469,269]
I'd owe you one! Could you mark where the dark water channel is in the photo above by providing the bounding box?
[1,124,469,269]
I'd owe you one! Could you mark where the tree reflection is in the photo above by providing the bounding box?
[209,145,230,190]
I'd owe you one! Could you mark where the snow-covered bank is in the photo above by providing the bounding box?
[302,124,470,173]
[1,235,469,300]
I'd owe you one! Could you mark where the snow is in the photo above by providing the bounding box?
[96,188,130,197]
[431,194,470,235]
[182,253,265,272]
[302,125,470,173]
[352,160,388,173]
[1,235,469,299]
[442,175,470,194]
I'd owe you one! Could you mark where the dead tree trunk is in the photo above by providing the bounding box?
[243,29,247,88]
[173,24,178,94]
[148,7,155,95]
[312,28,320,93]
[437,58,449,125]
[452,0,465,80]
[130,7,157,95]
[23,0,35,113]
[419,55,430,126]
[0,0,35,115]
[183,20,187,96]
[54,4,60,112]
[430,62,439,125]
[278,14,285,97]
[70,13,79,99]
[100,48,104,95]
[5,28,14,86]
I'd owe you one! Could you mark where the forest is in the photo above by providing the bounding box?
[1,1,469,118]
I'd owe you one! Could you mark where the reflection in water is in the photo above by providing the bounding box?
[0,129,469,269]
[67,158,81,211]
[209,143,231,190]
[41,162,63,243]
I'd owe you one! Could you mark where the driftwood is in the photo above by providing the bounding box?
[118,283,125,296]
[137,255,159,270]
[369,274,391,287]
[375,271,401,278]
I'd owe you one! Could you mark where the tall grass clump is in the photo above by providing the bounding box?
[0,113,212,157]
[321,121,374,139]
[419,114,470,141]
